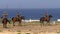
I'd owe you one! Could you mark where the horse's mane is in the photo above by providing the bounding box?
[12,17,14,20]
[49,15,52,18]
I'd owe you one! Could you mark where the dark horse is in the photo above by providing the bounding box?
[1,17,10,28]
[12,16,25,26]
[40,15,52,24]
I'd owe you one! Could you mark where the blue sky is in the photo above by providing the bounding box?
[0,0,60,9]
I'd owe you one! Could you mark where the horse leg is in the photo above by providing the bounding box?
[47,20,50,25]
[40,20,44,26]
[13,22,15,26]
[40,20,43,23]
[3,22,7,28]
[19,21,21,26]
[3,23,5,28]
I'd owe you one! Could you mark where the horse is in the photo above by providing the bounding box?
[1,17,11,28]
[40,15,52,24]
[12,16,25,26]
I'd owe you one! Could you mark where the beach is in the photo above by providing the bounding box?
[0,21,60,34]
[0,0,60,34]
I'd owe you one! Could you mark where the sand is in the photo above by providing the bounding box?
[0,21,60,34]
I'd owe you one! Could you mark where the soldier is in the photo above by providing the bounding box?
[15,12,21,21]
[44,11,49,21]
[16,12,21,18]
[44,11,49,17]
[2,11,8,28]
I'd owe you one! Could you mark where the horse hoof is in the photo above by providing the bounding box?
[13,25,15,26]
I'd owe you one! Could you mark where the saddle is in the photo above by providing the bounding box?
[44,17,49,21]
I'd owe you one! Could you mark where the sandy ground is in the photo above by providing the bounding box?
[0,21,60,34]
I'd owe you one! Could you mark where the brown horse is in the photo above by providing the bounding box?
[1,17,10,28]
[40,15,52,24]
[12,16,25,26]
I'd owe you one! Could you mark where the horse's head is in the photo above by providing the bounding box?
[20,16,25,20]
[49,15,52,18]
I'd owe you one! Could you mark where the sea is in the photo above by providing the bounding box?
[0,8,60,21]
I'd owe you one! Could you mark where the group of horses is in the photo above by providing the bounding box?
[1,15,25,28]
[1,13,52,28]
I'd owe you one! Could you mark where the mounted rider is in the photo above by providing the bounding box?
[44,11,49,17]
[2,11,8,18]
[44,11,49,20]
[16,12,21,18]
[16,12,21,21]
[2,11,8,28]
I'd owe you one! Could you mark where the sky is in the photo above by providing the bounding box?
[0,0,60,9]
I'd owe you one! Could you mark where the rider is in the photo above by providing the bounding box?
[44,11,49,17]
[2,11,8,20]
[2,11,8,28]
[16,12,21,18]
[16,12,21,21]
[44,11,49,20]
